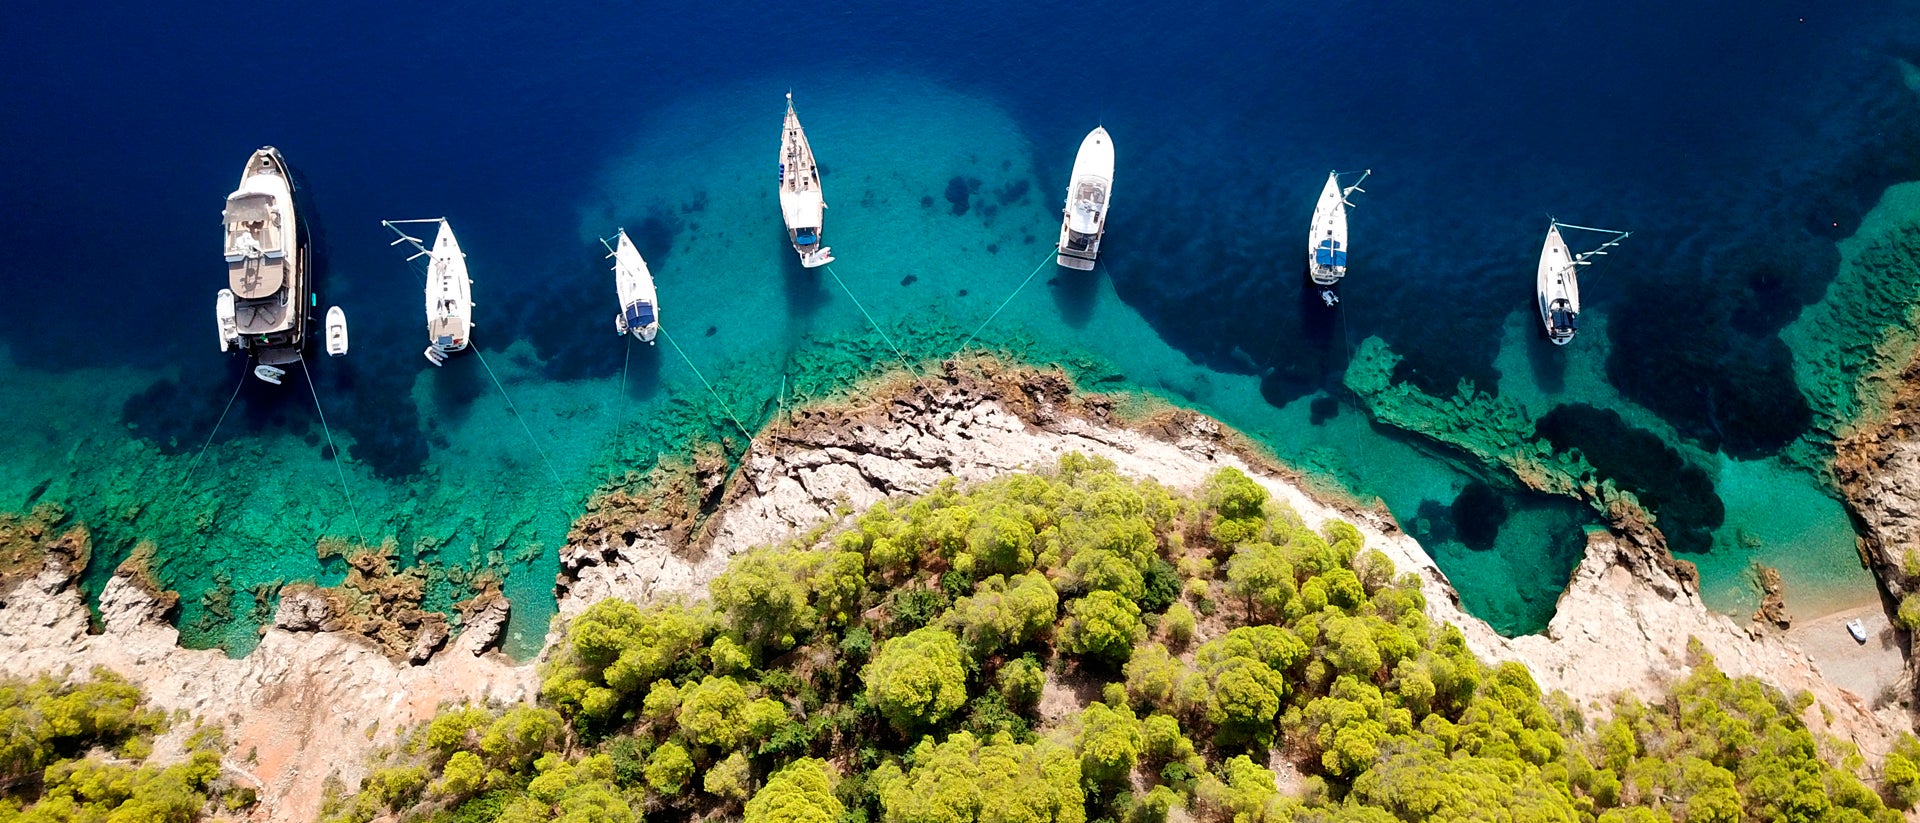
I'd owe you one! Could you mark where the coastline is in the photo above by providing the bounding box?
[3,357,1914,819]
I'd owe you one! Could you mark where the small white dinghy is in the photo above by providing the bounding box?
[383,218,475,366]
[604,229,660,344]
[216,289,239,352]
[1307,169,1369,289]
[778,93,833,268]
[1847,618,1869,644]
[1056,127,1115,270]
[1537,220,1630,345]
[326,306,349,356]
[253,364,286,384]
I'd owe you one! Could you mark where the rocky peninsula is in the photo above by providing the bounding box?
[1,359,1912,820]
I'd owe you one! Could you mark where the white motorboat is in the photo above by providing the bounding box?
[1057,127,1115,271]
[778,93,833,268]
[1307,169,1369,288]
[326,306,349,356]
[217,147,311,379]
[1537,220,1630,345]
[605,229,660,344]
[383,218,474,366]
[1847,618,1868,644]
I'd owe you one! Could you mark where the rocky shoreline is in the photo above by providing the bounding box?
[2,359,1912,819]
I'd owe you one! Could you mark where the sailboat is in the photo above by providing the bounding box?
[1537,220,1630,345]
[1307,169,1369,293]
[605,228,660,343]
[383,218,474,365]
[1056,127,1114,270]
[778,93,833,268]
[216,147,311,382]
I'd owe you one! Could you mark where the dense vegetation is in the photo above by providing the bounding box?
[0,670,243,821]
[325,455,1914,823]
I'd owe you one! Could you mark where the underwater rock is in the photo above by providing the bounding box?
[1751,563,1793,629]
[273,585,335,632]
[1343,336,1652,527]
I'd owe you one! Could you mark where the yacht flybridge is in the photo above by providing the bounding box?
[383,218,474,365]
[605,228,660,343]
[1537,220,1630,345]
[216,147,311,383]
[779,93,833,268]
[1056,127,1114,270]
[1307,169,1369,291]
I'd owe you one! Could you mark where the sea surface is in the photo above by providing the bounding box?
[3,2,1918,656]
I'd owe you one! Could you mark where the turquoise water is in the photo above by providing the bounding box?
[1,4,1915,654]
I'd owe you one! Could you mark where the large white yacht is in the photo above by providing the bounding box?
[216,147,310,382]
[1056,127,1114,270]
[778,93,833,268]
[383,218,474,365]
[607,228,660,343]
[1537,220,1630,345]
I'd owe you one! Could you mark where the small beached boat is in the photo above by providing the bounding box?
[383,218,474,366]
[326,306,348,356]
[1056,127,1115,271]
[1307,169,1369,290]
[1847,618,1868,644]
[779,93,833,268]
[606,228,660,344]
[217,147,311,380]
[1537,220,1630,345]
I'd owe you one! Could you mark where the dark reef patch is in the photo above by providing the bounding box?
[900,275,918,287]
[945,176,981,216]
[1450,481,1510,552]
[1308,395,1340,425]
[1534,403,1724,553]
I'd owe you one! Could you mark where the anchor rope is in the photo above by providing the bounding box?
[473,346,564,487]
[957,249,1057,353]
[607,335,633,487]
[186,359,251,481]
[299,360,369,548]
[660,326,756,442]
[822,263,914,372]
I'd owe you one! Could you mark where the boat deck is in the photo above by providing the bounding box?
[234,294,290,335]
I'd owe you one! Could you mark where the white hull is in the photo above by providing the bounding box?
[1307,172,1348,286]
[1057,127,1114,270]
[611,230,660,344]
[219,147,309,377]
[1537,224,1579,345]
[779,94,833,268]
[424,220,474,365]
[216,289,238,352]
[326,306,348,356]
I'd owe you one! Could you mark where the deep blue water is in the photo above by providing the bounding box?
[4,2,1918,647]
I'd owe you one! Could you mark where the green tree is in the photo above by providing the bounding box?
[1062,591,1143,665]
[645,742,694,797]
[863,627,969,733]
[1078,702,1144,790]
[745,758,842,823]
[678,676,753,749]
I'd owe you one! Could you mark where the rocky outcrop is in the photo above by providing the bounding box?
[272,585,335,632]
[453,587,511,657]
[0,536,535,823]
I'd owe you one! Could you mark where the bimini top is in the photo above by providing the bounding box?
[624,301,657,330]
[781,189,824,235]
[1066,183,1106,235]
[1314,238,1347,268]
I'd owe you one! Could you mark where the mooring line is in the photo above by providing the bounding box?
[957,249,1057,353]
[299,360,369,548]
[822,263,915,372]
[473,346,564,487]
[660,326,756,442]
[186,360,251,482]
[606,335,633,487]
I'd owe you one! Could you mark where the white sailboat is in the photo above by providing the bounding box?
[1056,127,1114,270]
[217,146,311,380]
[604,228,660,344]
[1537,220,1630,345]
[779,93,833,268]
[1307,169,1369,289]
[326,306,349,356]
[383,218,474,365]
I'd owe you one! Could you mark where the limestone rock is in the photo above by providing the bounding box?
[453,589,510,656]
[273,585,334,632]
[406,615,449,664]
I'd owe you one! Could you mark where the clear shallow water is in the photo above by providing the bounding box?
[0,3,1915,652]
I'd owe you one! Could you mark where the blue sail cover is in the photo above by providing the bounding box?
[1551,308,1578,331]
[1315,239,1347,267]
[625,301,656,329]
